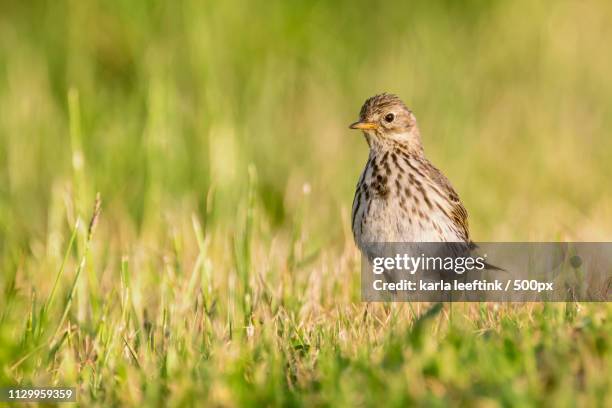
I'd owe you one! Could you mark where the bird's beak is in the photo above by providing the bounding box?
[349,121,378,131]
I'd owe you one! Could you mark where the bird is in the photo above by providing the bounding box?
[349,93,471,262]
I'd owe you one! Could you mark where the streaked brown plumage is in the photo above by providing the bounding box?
[350,93,469,256]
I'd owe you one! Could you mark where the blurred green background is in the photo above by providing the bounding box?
[1,1,611,406]
[2,0,611,247]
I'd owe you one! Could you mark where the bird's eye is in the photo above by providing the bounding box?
[384,113,395,123]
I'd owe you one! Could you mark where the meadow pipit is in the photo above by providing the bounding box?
[350,93,470,257]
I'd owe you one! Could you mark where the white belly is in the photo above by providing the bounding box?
[354,195,464,246]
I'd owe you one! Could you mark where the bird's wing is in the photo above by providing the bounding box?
[419,158,470,242]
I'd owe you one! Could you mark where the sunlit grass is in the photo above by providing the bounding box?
[0,0,611,406]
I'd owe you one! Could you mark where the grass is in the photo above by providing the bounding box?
[0,0,611,406]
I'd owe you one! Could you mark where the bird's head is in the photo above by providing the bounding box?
[349,93,423,153]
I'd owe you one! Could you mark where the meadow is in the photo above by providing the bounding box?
[0,0,611,406]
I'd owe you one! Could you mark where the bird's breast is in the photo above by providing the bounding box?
[352,154,465,247]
